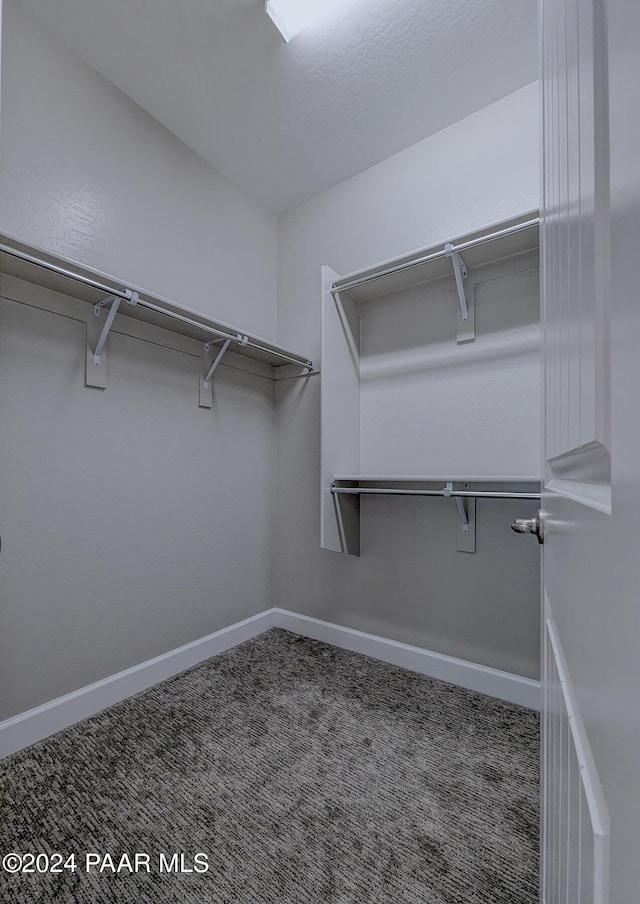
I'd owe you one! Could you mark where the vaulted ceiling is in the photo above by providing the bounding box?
[13,0,539,212]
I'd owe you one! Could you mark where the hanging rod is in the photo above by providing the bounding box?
[131,298,246,345]
[0,242,132,300]
[330,217,540,296]
[331,485,541,500]
[0,241,314,371]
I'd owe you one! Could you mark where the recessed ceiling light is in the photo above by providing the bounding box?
[265,0,334,43]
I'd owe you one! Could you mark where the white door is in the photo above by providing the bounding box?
[539,0,640,901]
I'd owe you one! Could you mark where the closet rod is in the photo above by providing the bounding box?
[331,217,540,296]
[121,298,240,344]
[331,487,541,500]
[134,297,312,369]
[0,242,314,371]
[0,242,133,300]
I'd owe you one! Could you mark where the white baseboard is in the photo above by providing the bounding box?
[0,607,540,759]
[272,609,541,711]
[0,608,277,760]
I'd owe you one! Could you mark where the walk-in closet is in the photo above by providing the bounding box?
[2,0,639,901]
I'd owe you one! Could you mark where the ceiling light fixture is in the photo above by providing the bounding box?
[265,0,337,43]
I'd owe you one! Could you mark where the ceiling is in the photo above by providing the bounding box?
[14,0,539,213]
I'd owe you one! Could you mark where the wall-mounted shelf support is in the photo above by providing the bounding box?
[445,243,475,343]
[93,296,119,365]
[86,289,139,388]
[445,481,476,553]
[92,289,139,365]
[444,246,468,321]
[199,334,249,408]
[446,483,468,531]
[203,338,232,389]
[455,498,469,532]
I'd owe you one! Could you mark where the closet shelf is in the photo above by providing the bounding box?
[328,477,541,556]
[331,212,539,303]
[321,209,541,556]
[331,477,541,501]
[0,234,314,372]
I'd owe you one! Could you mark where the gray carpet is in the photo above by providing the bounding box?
[0,629,539,903]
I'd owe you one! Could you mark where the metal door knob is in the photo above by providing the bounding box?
[511,513,544,544]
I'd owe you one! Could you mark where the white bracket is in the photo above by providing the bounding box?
[445,243,475,343]
[444,482,476,553]
[92,296,120,366]
[85,289,138,388]
[445,245,468,321]
[203,338,232,389]
[198,334,248,408]
[454,495,469,533]
[92,289,139,366]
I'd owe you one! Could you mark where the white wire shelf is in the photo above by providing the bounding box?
[0,234,314,372]
[331,476,541,500]
[331,212,540,304]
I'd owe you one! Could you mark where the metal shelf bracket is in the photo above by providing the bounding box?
[202,338,232,389]
[85,288,138,388]
[445,482,476,553]
[199,333,248,407]
[92,289,139,366]
[444,246,468,321]
[454,497,469,533]
[445,243,475,344]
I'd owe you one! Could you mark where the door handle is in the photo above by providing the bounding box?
[511,512,544,544]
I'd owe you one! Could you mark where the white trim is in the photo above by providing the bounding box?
[0,609,277,759]
[272,609,541,711]
[546,477,612,514]
[544,602,609,836]
[543,596,610,901]
[0,607,540,759]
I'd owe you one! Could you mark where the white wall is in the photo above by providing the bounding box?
[0,1,542,718]
[359,257,541,478]
[0,0,277,339]
[277,83,540,358]
[0,1,278,718]
[276,84,542,679]
[0,281,276,720]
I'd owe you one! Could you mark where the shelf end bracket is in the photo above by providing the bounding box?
[203,338,232,390]
[199,336,237,407]
[86,289,138,388]
[445,243,475,343]
[446,483,476,553]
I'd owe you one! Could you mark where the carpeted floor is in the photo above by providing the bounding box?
[0,629,539,903]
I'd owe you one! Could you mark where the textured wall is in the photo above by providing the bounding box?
[0,287,276,719]
[359,259,541,478]
[276,85,542,679]
[0,3,278,718]
[12,0,539,212]
[0,1,543,720]
[0,0,278,339]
